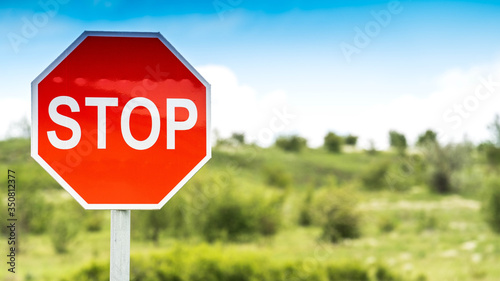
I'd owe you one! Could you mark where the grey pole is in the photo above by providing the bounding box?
[110,210,131,281]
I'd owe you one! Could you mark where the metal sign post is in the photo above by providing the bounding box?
[110,210,131,281]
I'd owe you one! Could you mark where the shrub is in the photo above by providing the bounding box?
[67,244,410,281]
[416,129,437,147]
[200,192,257,242]
[275,135,307,152]
[429,169,452,194]
[481,142,500,167]
[299,187,314,226]
[415,211,439,232]
[374,265,404,281]
[216,132,246,147]
[132,190,191,243]
[196,177,284,242]
[15,163,57,234]
[483,178,500,234]
[50,203,81,253]
[312,188,361,243]
[84,211,106,232]
[324,132,343,153]
[326,262,368,281]
[68,262,109,281]
[255,192,285,236]
[378,214,398,233]
[423,142,472,194]
[384,155,424,192]
[18,190,53,234]
[231,132,245,145]
[389,130,407,153]
[361,160,390,190]
[264,165,292,188]
[134,209,170,244]
[344,134,358,146]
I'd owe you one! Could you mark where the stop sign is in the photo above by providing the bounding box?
[31,31,211,209]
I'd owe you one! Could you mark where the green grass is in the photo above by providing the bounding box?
[1,138,500,281]
[5,192,497,281]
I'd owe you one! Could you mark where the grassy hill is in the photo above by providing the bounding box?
[1,137,499,281]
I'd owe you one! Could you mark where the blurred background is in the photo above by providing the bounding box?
[2,0,500,280]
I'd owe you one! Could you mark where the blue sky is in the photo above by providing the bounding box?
[2,0,500,148]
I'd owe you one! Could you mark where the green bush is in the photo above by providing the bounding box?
[67,262,109,281]
[133,209,170,244]
[263,165,292,188]
[0,138,31,163]
[378,214,398,233]
[361,160,390,190]
[130,168,284,243]
[50,203,82,253]
[216,132,246,147]
[67,244,409,281]
[15,163,58,234]
[256,192,285,236]
[423,142,472,194]
[416,129,437,147]
[384,155,425,192]
[481,142,500,167]
[312,188,361,243]
[199,190,284,241]
[195,173,284,242]
[326,262,368,280]
[324,132,343,153]
[429,170,452,194]
[483,178,500,234]
[389,130,407,153]
[275,135,307,152]
[84,211,106,232]
[200,191,257,242]
[415,211,439,232]
[344,134,358,146]
[18,190,53,234]
[374,265,404,281]
[299,186,314,226]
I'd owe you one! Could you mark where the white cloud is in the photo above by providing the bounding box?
[0,97,31,139]
[197,65,298,146]
[198,61,500,150]
[296,60,500,149]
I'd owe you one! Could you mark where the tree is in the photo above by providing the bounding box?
[344,134,358,146]
[324,132,343,153]
[313,188,361,243]
[389,130,407,152]
[365,139,378,154]
[489,114,500,147]
[481,115,500,167]
[483,178,500,233]
[275,135,307,152]
[6,116,30,139]
[416,129,437,147]
[424,142,472,193]
[231,132,245,145]
[215,132,246,147]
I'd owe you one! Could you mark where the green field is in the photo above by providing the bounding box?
[1,137,500,281]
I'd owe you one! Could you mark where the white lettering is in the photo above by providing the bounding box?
[166,98,198,150]
[47,96,81,149]
[121,97,161,150]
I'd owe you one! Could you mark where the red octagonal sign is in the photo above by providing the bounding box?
[31,31,211,209]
